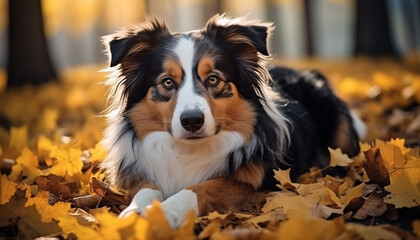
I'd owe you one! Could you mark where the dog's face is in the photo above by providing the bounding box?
[104,15,273,143]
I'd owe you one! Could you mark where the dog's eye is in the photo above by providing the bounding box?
[161,78,175,90]
[206,76,220,87]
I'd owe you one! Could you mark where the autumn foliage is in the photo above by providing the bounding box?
[0,59,420,239]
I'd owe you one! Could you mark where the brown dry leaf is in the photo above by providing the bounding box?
[35,175,74,199]
[73,194,102,209]
[90,177,129,206]
[353,192,387,220]
[363,146,390,186]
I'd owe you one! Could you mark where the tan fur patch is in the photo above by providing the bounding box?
[162,59,183,85]
[233,162,265,189]
[128,89,176,139]
[208,84,256,143]
[188,178,266,216]
[197,56,216,81]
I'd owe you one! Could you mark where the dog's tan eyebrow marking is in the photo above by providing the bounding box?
[197,56,216,80]
[163,58,183,85]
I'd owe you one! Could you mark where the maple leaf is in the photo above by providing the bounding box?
[0,189,61,239]
[0,175,17,204]
[89,141,108,163]
[25,190,71,222]
[353,192,387,220]
[46,145,83,177]
[329,147,353,167]
[9,125,28,151]
[341,182,365,207]
[384,166,420,208]
[9,148,42,183]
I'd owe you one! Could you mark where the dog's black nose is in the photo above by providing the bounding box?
[180,110,204,133]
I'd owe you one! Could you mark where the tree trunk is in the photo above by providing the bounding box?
[7,0,56,87]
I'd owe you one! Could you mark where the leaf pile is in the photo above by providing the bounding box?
[1,60,420,239]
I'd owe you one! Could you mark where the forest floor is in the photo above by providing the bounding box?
[0,57,419,239]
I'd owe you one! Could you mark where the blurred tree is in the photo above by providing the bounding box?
[355,0,395,56]
[7,0,56,87]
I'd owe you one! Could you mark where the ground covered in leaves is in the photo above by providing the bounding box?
[0,58,420,239]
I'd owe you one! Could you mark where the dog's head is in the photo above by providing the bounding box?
[103,14,274,143]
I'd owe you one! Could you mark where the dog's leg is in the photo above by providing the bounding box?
[119,182,163,218]
[160,178,265,228]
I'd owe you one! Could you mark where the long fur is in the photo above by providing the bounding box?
[101,14,361,198]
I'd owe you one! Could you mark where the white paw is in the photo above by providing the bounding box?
[119,188,163,218]
[160,189,199,229]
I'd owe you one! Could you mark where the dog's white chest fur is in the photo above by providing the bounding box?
[114,128,244,198]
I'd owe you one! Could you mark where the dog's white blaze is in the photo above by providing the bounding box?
[171,37,216,138]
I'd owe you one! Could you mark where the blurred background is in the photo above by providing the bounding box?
[0,0,420,149]
[0,0,419,87]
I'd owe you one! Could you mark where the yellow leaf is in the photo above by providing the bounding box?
[37,107,59,131]
[9,125,28,151]
[198,222,221,239]
[9,148,42,183]
[89,141,107,163]
[25,190,71,223]
[376,139,405,171]
[329,147,353,167]
[0,175,17,204]
[275,206,345,240]
[341,183,365,207]
[144,200,173,238]
[384,167,420,208]
[325,187,342,208]
[58,214,100,239]
[47,145,83,177]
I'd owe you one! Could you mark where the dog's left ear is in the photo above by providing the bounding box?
[204,14,274,56]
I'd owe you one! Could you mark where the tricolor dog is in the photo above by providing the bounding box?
[101,14,365,228]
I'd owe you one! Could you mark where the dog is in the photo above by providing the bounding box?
[101,14,365,228]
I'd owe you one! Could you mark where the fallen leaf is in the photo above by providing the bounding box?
[341,183,365,207]
[0,175,17,204]
[353,192,387,220]
[329,147,353,167]
[35,175,74,199]
[46,145,83,177]
[0,189,61,239]
[384,167,420,208]
[274,206,345,240]
[363,146,390,186]
[25,190,71,223]
[9,148,42,183]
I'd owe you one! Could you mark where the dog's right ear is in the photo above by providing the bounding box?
[102,18,171,67]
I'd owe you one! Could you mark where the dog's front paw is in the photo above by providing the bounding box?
[160,189,199,229]
[119,188,163,218]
